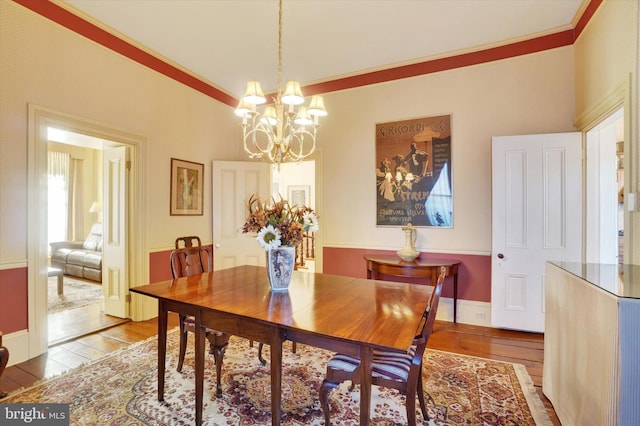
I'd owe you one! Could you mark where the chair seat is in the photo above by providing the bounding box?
[183,315,226,337]
[327,346,417,383]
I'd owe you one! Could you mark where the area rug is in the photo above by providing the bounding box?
[48,276,102,314]
[4,329,552,425]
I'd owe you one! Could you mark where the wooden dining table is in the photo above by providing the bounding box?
[130,265,434,425]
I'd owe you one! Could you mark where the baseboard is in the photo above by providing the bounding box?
[2,329,30,367]
[436,297,491,327]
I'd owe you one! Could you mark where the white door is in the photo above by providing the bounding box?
[212,161,271,270]
[102,145,129,317]
[491,133,582,332]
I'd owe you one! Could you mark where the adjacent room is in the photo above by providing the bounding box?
[46,133,128,345]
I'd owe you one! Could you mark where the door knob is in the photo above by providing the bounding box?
[497,253,504,259]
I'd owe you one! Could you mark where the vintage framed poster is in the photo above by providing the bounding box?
[375,115,452,227]
[170,158,204,216]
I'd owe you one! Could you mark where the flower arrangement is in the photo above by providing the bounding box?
[242,194,319,250]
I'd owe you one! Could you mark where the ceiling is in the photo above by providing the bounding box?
[62,0,586,99]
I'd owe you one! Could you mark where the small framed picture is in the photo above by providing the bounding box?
[170,158,204,216]
[288,185,310,207]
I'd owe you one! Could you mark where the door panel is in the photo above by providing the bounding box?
[102,145,128,318]
[492,133,581,332]
[212,161,271,270]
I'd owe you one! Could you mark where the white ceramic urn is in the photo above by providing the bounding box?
[397,223,420,262]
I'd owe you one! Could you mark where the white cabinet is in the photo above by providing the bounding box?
[543,262,640,425]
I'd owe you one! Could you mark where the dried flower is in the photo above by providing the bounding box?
[242,195,318,249]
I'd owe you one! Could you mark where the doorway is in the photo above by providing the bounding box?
[211,158,321,272]
[46,129,128,345]
[27,104,148,359]
[271,160,317,271]
[585,108,625,264]
[574,76,631,265]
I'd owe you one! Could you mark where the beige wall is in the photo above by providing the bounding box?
[574,0,639,262]
[574,0,637,117]
[0,0,242,266]
[1,0,637,336]
[318,47,576,254]
[13,0,638,266]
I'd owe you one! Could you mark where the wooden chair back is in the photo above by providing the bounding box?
[365,266,445,424]
[170,246,212,279]
[175,236,202,249]
[411,266,445,357]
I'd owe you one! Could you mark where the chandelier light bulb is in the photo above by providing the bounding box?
[294,106,313,126]
[234,99,253,118]
[242,81,266,105]
[260,106,278,126]
[307,95,327,117]
[281,81,305,105]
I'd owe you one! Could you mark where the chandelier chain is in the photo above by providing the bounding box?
[277,0,283,99]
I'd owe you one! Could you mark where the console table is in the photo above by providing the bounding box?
[364,254,461,322]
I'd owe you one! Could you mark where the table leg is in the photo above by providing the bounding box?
[57,271,63,295]
[158,301,168,401]
[270,329,284,426]
[195,312,204,425]
[359,346,372,426]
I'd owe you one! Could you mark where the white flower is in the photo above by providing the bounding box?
[256,225,282,250]
[302,211,319,233]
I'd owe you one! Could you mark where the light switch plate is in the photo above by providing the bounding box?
[627,192,636,211]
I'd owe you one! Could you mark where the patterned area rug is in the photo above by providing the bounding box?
[48,276,102,314]
[4,329,552,425]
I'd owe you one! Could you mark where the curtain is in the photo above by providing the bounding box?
[48,151,69,245]
[67,158,84,241]
[425,162,453,227]
[48,152,85,244]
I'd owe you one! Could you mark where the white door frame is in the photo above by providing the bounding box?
[26,104,147,360]
[574,77,632,263]
[584,108,624,264]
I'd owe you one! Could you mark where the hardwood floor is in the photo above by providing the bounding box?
[0,317,559,424]
[48,303,130,345]
[47,274,129,345]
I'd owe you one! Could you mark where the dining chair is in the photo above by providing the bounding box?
[319,267,446,426]
[170,242,230,398]
[175,235,201,249]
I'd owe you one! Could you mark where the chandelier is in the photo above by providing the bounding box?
[234,0,327,169]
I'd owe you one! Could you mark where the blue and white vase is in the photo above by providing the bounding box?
[266,246,295,291]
